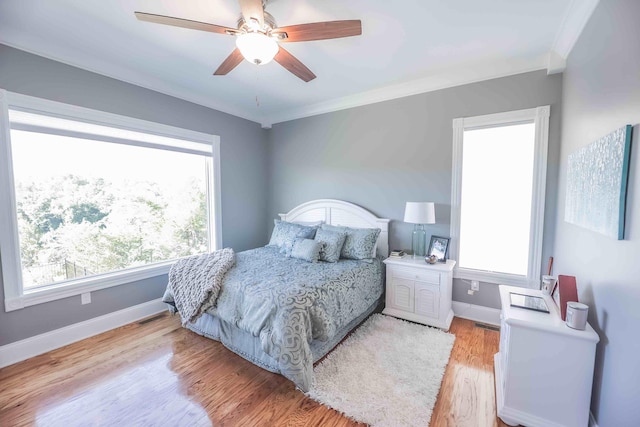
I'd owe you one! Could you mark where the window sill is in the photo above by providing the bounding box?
[454,267,538,288]
[4,261,173,312]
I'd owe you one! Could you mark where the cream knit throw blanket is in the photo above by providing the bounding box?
[167,248,235,325]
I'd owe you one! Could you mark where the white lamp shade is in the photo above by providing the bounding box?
[236,33,279,65]
[404,202,436,224]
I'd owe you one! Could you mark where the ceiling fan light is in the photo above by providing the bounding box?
[236,33,279,65]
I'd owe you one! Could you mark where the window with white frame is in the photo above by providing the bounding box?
[0,90,221,311]
[450,106,550,287]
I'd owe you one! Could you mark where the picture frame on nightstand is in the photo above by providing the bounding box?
[551,281,560,307]
[553,275,579,320]
[427,236,450,263]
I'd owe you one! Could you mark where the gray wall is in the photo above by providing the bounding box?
[553,0,640,424]
[267,70,563,309]
[0,45,269,345]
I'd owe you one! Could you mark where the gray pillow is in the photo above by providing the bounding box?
[321,224,381,260]
[290,238,322,263]
[268,220,317,255]
[315,228,347,263]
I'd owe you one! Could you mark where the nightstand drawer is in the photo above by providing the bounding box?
[390,266,440,285]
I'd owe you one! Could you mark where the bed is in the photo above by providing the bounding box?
[163,199,390,391]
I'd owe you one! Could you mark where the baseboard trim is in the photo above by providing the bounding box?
[452,301,501,326]
[589,411,598,427]
[0,298,167,368]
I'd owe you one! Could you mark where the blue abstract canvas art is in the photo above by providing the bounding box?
[565,125,633,239]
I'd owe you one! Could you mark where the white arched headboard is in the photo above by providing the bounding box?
[279,199,390,258]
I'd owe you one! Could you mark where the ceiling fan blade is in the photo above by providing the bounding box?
[135,12,236,35]
[274,47,316,82]
[273,20,362,42]
[238,0,265,28]
[214,48,245,75]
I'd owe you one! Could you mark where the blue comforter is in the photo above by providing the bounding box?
[165,246,383,391]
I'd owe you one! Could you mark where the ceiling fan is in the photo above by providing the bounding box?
[135,0,362,82]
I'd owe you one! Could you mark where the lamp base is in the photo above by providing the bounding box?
[412,224,426,258]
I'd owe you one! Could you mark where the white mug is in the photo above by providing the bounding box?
[566,302,589,330]
[541,275,556,295]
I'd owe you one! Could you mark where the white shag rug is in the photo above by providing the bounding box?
[308,314,455,427]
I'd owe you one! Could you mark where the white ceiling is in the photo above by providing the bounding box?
[0,0,597,127]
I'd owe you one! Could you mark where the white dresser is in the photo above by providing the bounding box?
[382,257,456,330]
[495,285,599,427]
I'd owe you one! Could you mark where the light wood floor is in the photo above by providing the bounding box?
[0,313,509,427]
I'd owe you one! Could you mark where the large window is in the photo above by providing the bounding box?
[0,90,221,310]
[450,107,549,287]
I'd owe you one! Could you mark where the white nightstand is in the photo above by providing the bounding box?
[495,285,599,427]
[382,256,456,330]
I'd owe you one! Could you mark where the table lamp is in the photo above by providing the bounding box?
[404,202,436,258]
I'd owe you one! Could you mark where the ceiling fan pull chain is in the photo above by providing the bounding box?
[255,66,261,109]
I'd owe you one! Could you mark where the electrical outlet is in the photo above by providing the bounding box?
[471,280,480,291]
[81,292,91,305]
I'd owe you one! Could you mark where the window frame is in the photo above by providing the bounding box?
[0,89,222,311]
[450,106,550,288]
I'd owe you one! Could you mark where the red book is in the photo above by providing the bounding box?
[557,275,579,321]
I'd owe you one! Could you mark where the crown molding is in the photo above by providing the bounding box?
[547,50,567,75]
[3,40,545,129]
[0,41,264,126]
[547,0,599,74]
[265,58,547,125]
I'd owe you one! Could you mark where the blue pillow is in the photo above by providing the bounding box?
[321,224,380,260]
[314,228,347,263]
[268,220,317,255]
[290,238,322,263]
